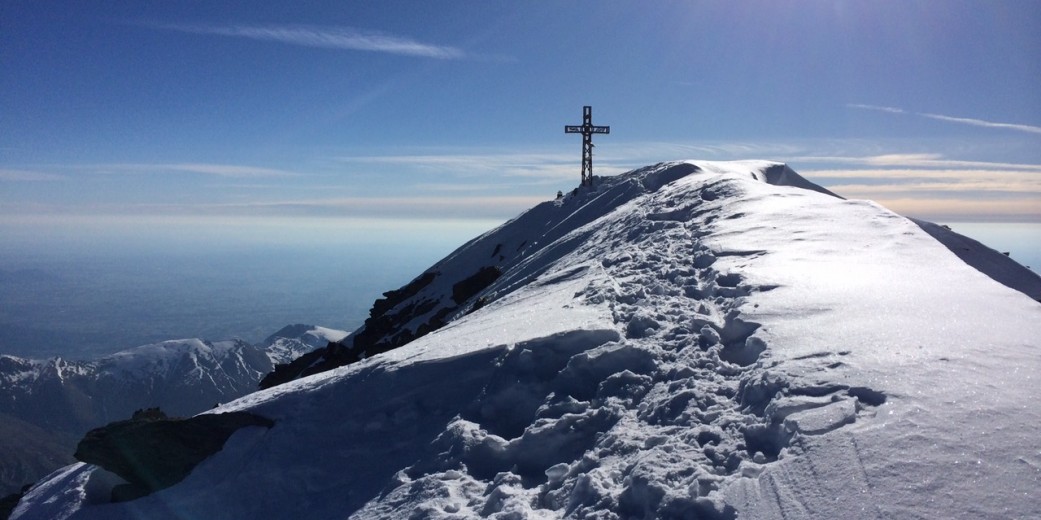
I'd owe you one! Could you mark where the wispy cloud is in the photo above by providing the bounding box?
[95,163,302,178]
[152,22,465,59]
[861,197,1041,221]
[340,152,601,181]
[847,104,907,115]
[0,168,64,181]
[159,163,301,178]
[917,113,1041,135]
[795,152,1041,220]
[792,153,1041,171]
[410,183,498,192]
[229,195,544,218]
[805,168,1041,188]
[847,104,1041,135]
[824,178,1041,195]
[6,195,544,221]
[8,141,1039,223]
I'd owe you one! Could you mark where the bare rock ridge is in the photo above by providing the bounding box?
[73,408,274,503]
[259,263,510,389]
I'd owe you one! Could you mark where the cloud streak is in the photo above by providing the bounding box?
[153,22,465,59]
[340,151,623,182]
[847,104,1041,135]
[0,168,64,181]
[792,153,1041,171]
[918,113,1041,135]
[229,195,543,218]
[1,195,543,221]
[796,153,1041,220]
[8,142,1039,223]
[847,104,906,115]
[864,197,1041,221]
[91,163,302,178]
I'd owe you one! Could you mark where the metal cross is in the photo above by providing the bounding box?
[565,106,610,187]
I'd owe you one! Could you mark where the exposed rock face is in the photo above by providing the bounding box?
[349,270,444,354]
[0,413,75,503]
[452,266,501,304]
[74,411,274,502]
[258,341,357,389]
[260,266,503,389]
[1,485,31,520]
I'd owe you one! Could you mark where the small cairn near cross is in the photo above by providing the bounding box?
[564,106,610,187]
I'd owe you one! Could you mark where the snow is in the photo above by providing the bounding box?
[101,339,224,378]
[12,161,1041,519]
[912,217,1041,301]
[263,324,348,364]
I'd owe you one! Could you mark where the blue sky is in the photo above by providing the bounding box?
[3,0,1040,249]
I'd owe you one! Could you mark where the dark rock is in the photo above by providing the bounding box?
[452,266,501,305]
[0,484,32,520]
[74,411,274,502]
[131,407,168,421]
[370,271,438,317]
[259,341,360,389]
[261,265,503,389]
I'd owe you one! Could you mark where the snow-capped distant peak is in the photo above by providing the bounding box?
[97,339,245,378]
[263,324,348,347]
[262,324,348,366]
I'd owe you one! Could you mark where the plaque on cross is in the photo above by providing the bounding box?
[564,106,610,187]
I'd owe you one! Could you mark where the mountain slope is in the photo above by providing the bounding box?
[263,161,843,387]
[0,339,269,432]
[13,161,1041,520]
[0,414,75,504]
[912,218,1041,301]
[0,326,340,496]
[261,324,349,365]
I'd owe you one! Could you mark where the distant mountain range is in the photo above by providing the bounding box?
[0,324,345,496]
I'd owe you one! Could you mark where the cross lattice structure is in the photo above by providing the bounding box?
[565,106,610,187]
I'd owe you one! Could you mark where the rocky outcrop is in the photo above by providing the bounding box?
[258,341,357,389]
[74,410,274,502]
[260,265,505,389]
[1,485,30,520]
[451,266,501,304]
[349,271,442,355]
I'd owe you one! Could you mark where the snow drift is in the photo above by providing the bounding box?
[12,161,1041,520]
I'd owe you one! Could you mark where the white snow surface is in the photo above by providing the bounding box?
[14,161,1041,520]
[263,324,349,365]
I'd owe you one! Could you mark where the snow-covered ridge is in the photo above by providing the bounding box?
[279,161,843,383]
[273,160,1037,384]
[13,160,1041,519]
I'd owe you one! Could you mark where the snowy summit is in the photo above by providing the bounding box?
[12,161,1041,519]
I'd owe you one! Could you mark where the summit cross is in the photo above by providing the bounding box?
[564,105,610,187]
